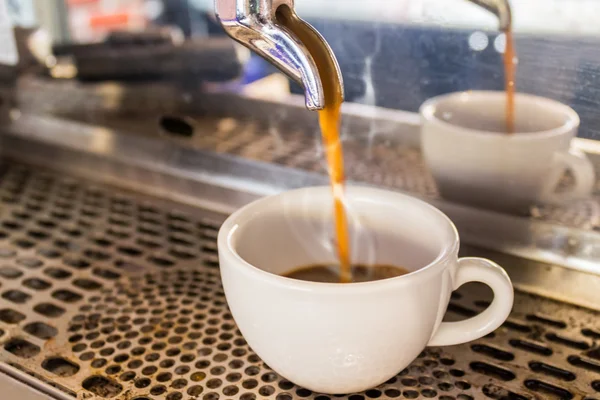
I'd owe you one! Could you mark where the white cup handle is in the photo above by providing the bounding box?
[428,257,513,347]
[541,147,595,204]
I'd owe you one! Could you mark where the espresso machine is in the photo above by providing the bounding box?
[0,0,598,399]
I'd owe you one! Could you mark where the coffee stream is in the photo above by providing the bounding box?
[276,6,351,283]
[318,102,352,283]
[504,29,516,133]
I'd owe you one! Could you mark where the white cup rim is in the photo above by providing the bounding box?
[218,186,459,293]
[420,90,580,140]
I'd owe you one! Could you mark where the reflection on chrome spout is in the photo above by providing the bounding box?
[214,0,343,110]
[467,0,512,31]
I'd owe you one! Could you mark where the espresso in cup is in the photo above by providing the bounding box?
[284,264,408,283]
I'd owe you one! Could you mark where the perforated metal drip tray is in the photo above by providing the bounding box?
[0,162,598,400]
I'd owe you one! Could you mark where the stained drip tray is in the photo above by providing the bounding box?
[0,162,597,400]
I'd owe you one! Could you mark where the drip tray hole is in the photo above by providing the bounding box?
[82,375,123,398]
[5,338,40,358]
[23,322,57,339]
[42,357,80,377]
[159,116,195,138]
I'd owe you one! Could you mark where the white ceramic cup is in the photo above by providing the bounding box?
[421,91,595,212]
[218,186,513,394]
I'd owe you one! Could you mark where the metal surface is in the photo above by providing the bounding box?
[1,112,600,306]
[466,0,512,31]
[215,0,344,110]
[0,161,596,400]
[3,112,600,283]
[13,77,600,233]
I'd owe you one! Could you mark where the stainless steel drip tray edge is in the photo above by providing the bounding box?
[0,363,70,400]
[0,113,329,215]
[2,114,600,294]
[461,244,600,311]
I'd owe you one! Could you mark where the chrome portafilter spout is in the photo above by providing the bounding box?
[214,0,344,110]
[467,0,512,31]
